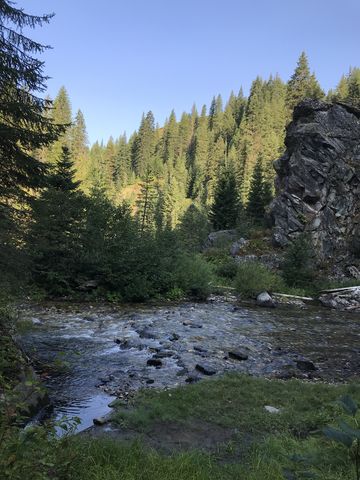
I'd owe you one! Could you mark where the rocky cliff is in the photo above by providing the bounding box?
[270,99,360,269]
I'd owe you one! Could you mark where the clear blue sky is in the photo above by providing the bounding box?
[26,0,360,144]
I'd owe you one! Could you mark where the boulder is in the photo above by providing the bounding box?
[270,99,360,267]
[195,363,217,375]
[256,291,276,308]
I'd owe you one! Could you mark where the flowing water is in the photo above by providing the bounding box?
[17,299,360,433]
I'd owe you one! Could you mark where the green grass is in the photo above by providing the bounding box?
[113,374,359,434]
[2,374,359,479]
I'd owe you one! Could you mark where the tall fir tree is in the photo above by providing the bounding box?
[286,52,324,112]
[27,147,85,294]
[209,168,240,230]
[0,1,64,285]
[70,109,89,184]
[136,167,158,232]
[132,111,156,177]
[246,158,272,222]
[47,86,72,163]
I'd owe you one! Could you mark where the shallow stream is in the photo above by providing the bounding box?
[17,299,360,433]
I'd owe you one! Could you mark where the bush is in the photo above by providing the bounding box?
[235,261,284,298]
[173,254,213,300]
[215,260,238,279]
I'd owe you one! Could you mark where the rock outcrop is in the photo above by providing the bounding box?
[270,99,360,264]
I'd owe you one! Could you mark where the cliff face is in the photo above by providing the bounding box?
[270,99,360,264]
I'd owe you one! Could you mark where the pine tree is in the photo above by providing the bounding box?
[286,52,324,112]
[209,168,240,230]
[28,147,85,294]
[246,159,272,222]
[114,134,130,190]
[71,109,89,184]
[0,1,64,285]
[163,110,179,167]
[132,111,156,177]
[187,105,208,200]
[136,167,158,232]
[46,86,72,163]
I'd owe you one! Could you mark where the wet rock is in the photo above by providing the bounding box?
[169,333,180,341]
[145,379,155,384]
[195,363,217,375]
[228,350,248,361]
[99,374,114,383]
[147,358,162,367]
[256,291,276,308]
[114,338,122,344]
[296,359,317,372]
[93,416,108,426]
[193,345,208,353]
[183,321,202,328]
[138,327,156,339]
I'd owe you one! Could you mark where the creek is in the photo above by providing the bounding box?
[17,299,360,433]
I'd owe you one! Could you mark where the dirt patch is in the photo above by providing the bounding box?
[84,419,235,455]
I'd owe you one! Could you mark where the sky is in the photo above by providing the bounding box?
[25,0,360,145]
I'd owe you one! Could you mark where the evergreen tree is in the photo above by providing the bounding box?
[163,110,179,166]
[28,147,85,294]
[136,167,158,232]
[71,109,89,184]
[246,158,271,222]
[187,105,208,200]
[178,203,210,252]
[47,86,72,163]
[0,1,63,286]
[209,168,240,230]
[286,52,324,112]
[114,134,130,190]
[132,111,156,177]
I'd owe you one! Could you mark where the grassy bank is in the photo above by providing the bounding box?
[2,373,359,479]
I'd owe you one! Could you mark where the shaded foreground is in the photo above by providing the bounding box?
[2,374,360,480]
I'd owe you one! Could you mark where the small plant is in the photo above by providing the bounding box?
[323,395,360,480]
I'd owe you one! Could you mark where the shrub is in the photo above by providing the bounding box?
[173,254,213,300]
[215,260,238,279]
[282,234,316,288]
[235,261,284,298]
